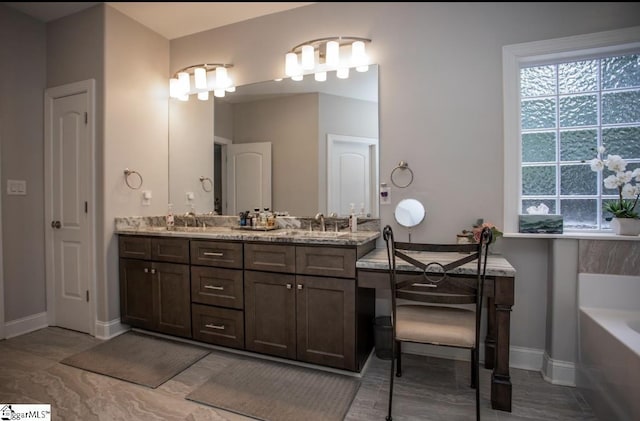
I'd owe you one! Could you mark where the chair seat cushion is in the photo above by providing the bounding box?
[395,305,476,348]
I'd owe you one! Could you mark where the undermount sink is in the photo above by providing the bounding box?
[172,226,232,233]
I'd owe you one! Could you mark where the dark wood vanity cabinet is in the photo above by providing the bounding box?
[190,239,245,350]
[244,242,373,371]
[118,236,191,338]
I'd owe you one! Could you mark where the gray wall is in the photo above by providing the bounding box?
[0,5,46,321]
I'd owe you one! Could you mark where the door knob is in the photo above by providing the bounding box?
[51,220,61,229]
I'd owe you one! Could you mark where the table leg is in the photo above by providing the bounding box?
[491,275,514,412]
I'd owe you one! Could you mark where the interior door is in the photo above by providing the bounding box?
[46,87,92,334]
[226,142,272,215]
[327,134,378,217]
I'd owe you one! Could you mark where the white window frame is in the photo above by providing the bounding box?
[502,26,640,233]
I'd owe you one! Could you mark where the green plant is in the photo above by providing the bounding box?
[589,146,640,219]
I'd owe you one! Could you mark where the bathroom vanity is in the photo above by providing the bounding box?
[116,219,379,372]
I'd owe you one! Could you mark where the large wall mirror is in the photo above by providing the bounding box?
[169,65,379,218]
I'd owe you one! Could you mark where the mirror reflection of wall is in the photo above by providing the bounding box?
[169,65,379,217]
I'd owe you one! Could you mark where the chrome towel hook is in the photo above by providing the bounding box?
[391,160,414,188]
[124,168,143,190]
[199,176,213,192]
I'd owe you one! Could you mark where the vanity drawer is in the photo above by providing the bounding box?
[191,266,243,309]
[118,236,151,260]
[191,304,244,350]
[244,243,295,274]
[191,240,243,269]
[150,237,190,264]
[296,246,356,278]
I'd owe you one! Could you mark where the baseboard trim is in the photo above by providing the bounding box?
[94,319,129,340]
[542,352,576,386]
[510,345,544,371]
[4,312,48,339]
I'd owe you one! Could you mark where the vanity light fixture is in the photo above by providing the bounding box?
[169,63,235,101]
[284,36,371,82]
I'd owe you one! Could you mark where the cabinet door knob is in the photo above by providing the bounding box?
[143,268,149,273]
[150,268,156,274]
[286,283,292,289]
[297,284,303,290]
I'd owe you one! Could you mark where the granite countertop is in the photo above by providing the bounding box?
[356,248,516,277]
[115,226,380,246]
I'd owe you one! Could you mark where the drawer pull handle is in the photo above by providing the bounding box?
[204,285,224,290]
[203,252,224,257]
[412,283,437,288]
[205,324,225,330]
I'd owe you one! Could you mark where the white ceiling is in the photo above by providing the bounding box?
[4,2,313,39]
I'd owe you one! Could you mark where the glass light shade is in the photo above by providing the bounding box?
[214,88,226,98]
[178,72,190,94]
[291,75,304,81]
[197,91,209,101]
[314,71,327,82]
[178,94,189,102]
[356,65,369,73]
[301,45,315,70]
[285,52,300,77]
[194,67,207,89]
[351,41,366,65]
[225,85,236,93]
[169,78,180,98]
[336,67,349,79]
[215,66,229,89]
[326,41,339,67]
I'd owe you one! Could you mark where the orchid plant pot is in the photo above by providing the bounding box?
[610,217,640,236]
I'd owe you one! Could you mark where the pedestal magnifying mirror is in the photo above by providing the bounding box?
[394,198,425,242]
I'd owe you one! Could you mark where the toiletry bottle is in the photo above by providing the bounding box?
[166,204,174,231]
[349,203,358,233]
[360,203,366,218]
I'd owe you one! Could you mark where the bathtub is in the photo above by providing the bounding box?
[577,273,640,421]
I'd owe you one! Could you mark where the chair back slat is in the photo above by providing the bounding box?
[397,290,477,305]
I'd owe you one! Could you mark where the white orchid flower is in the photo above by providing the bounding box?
[605,154,627,172]
[622,183,640,199]
[589,158,604,172]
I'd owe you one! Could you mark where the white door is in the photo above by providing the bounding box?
[327,134,378,217]
[45,81,95,334]
[226,142,272,215]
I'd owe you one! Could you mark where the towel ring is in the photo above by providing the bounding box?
[124,168,143,190]
[199,176,213,192]
[390,160,414,188]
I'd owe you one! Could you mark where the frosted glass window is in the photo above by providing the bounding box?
[602,91,640,124]
[521,99,556,129]
[560,165,597,195]
[602,54,640,90]
[522,166,555,196]
[561,199,597,229]
[602,127,640,158]
[559,95,597,127]
[522,132,556,162]
[559,60,597,94]
[519,52,640,231]
[560,129,597,162]
[521,65,556,97]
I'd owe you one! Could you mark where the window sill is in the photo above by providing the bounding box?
[503,232,640,241]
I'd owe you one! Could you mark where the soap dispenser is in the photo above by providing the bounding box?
[166,203,175,231]
[349,203,358,233]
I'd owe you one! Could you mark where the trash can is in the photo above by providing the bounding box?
[374,316,393,360]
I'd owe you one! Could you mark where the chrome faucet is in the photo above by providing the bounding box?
[315,213,326,232]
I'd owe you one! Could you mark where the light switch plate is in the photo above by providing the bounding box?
[7,179,27,195]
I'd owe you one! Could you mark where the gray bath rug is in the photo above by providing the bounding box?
[186,357,360,421]
[60,331,209,388]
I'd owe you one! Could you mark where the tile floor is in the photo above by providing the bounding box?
[0,327,597,420]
